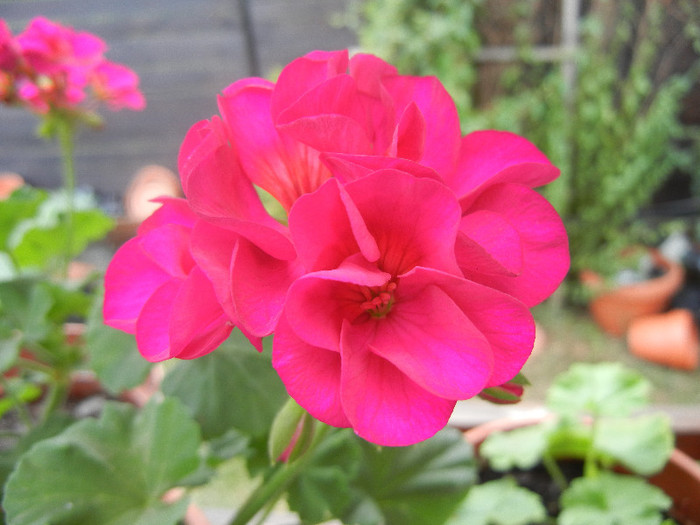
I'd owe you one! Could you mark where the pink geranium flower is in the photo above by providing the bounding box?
[14,17,103,112]
[103,199,250,362]
[177,49,465,336]
[1,16,145,114]
[272,170,535,446]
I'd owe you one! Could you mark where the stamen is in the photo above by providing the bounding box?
[358,280,397,318]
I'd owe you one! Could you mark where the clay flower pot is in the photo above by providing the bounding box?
[464,416,700,525]
[589,249,685,336]
[0,172,25,199]
[110,164,182,244]
[627,309,699,370]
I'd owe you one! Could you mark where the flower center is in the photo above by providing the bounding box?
[359,280,397,319]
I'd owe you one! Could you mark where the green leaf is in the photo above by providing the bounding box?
[287,428,363,524]
[85,295,151,394]
[0,380,43,418]
[547,362,650,419]
[447,477,547,525]
[0,186,46,251]
[3,398,203,525]
[0,278,54,343]
[479,421,553,471]
[342,428,478,525]
[559,472,672,525]
[0,330,22,373]
[9,190,113,270]
[161,330,287,440]
[594,414,674,476]
[0,412,75,519]
[44,280,93,324]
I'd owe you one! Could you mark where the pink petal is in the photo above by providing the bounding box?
[320,153,441,184]
[230,237,304,337]
[135,280,180,362]
[190,220,240,322]
[401,267,535,388]
[289,178,379,271]
[138,223,194,278]
[272,313,351,428]
[283,265,389,350]
[349,53,398,97]
[389,102,425,162]
[218,80,332,213]
[276,75,374,155]
[345,170,461,276]
[169,266,233,359]
[137,198,196,235]
[450,130,559,207]
[179,114,295,260]
[270,50,349,121]
[284,261,391,350]
[457,209,523,277]
[462,184,570,307]
[103,238,171,333]
[381,75,461,175]
[340,321,456,446]
[369,283,494,399]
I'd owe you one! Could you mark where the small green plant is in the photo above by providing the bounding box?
[451,362,676,525]
[0,184,112,418]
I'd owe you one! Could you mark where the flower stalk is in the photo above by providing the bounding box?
[229,421,330,525]
[55,114,76,278]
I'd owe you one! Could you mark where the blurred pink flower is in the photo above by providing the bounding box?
[0,20,20,71]
[14,16,102,111]
[103,199,254,362]
[0,16,144,114]
[16,16,104,74]
[272,170,535,446]
[91,61,146,110]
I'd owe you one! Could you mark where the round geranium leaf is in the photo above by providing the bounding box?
[3,398,202,525]
[559,472,671,525]
[547,362,650,419]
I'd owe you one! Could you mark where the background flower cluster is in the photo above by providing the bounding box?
[0,17,144,115]
[104,49,569,446]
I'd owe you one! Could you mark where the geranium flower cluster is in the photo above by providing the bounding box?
[0,17,144,114]
[104,50,569,446]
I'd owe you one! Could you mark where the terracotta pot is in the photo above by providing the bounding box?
[0,172,24,199]
[589,249,685,336]
[464,417,700,525]
[627,309,699,370]
[123,164,182,223]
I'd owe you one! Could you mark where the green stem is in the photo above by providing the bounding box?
[583,418,599,478]
[40,374,69,423]
[228,423,330,525]
[0,376,33,428]
[56,117,76,278]
[542,452,568,491]
[17,355,55,376]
